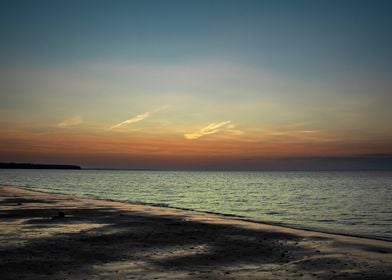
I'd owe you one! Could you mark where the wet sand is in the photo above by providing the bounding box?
[1,185,391,279]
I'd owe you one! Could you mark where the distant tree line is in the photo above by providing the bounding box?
[0,163,81,170]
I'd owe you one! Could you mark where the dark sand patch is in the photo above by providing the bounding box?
[1,185,391,279]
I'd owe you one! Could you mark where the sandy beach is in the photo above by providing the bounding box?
[1,185,391,279]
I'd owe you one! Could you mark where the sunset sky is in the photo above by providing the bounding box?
[1,0,391,169]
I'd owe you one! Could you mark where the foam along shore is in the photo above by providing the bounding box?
[1,186,391,279]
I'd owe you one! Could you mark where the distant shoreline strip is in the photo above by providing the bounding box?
[0,163,81,170]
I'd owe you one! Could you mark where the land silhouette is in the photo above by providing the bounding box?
[0,163,81,170]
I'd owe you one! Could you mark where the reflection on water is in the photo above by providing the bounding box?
[1,170,391,240]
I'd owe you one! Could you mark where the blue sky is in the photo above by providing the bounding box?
[1,0,391,76]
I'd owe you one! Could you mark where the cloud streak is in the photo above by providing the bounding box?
[184,121,235,140]
[110,106,169,130]
[58,116,83,128]
[110,112,150,130]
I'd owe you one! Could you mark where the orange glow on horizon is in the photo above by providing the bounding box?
[1,130,391,163]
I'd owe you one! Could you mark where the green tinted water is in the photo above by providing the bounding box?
[1,170,391,240]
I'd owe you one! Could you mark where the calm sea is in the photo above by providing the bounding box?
[1,170,391,240]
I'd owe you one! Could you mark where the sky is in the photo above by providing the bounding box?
[0,0,391,169]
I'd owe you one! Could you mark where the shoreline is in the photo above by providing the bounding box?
[5,184,391,243]
[1,185,392,279]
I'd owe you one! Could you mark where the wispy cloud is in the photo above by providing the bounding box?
[110,112,150,130]
[110,106,169,130]
[58,116,83,128]
[184,121,239,140]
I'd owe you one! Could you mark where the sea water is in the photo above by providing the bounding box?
[1,169,391,240]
